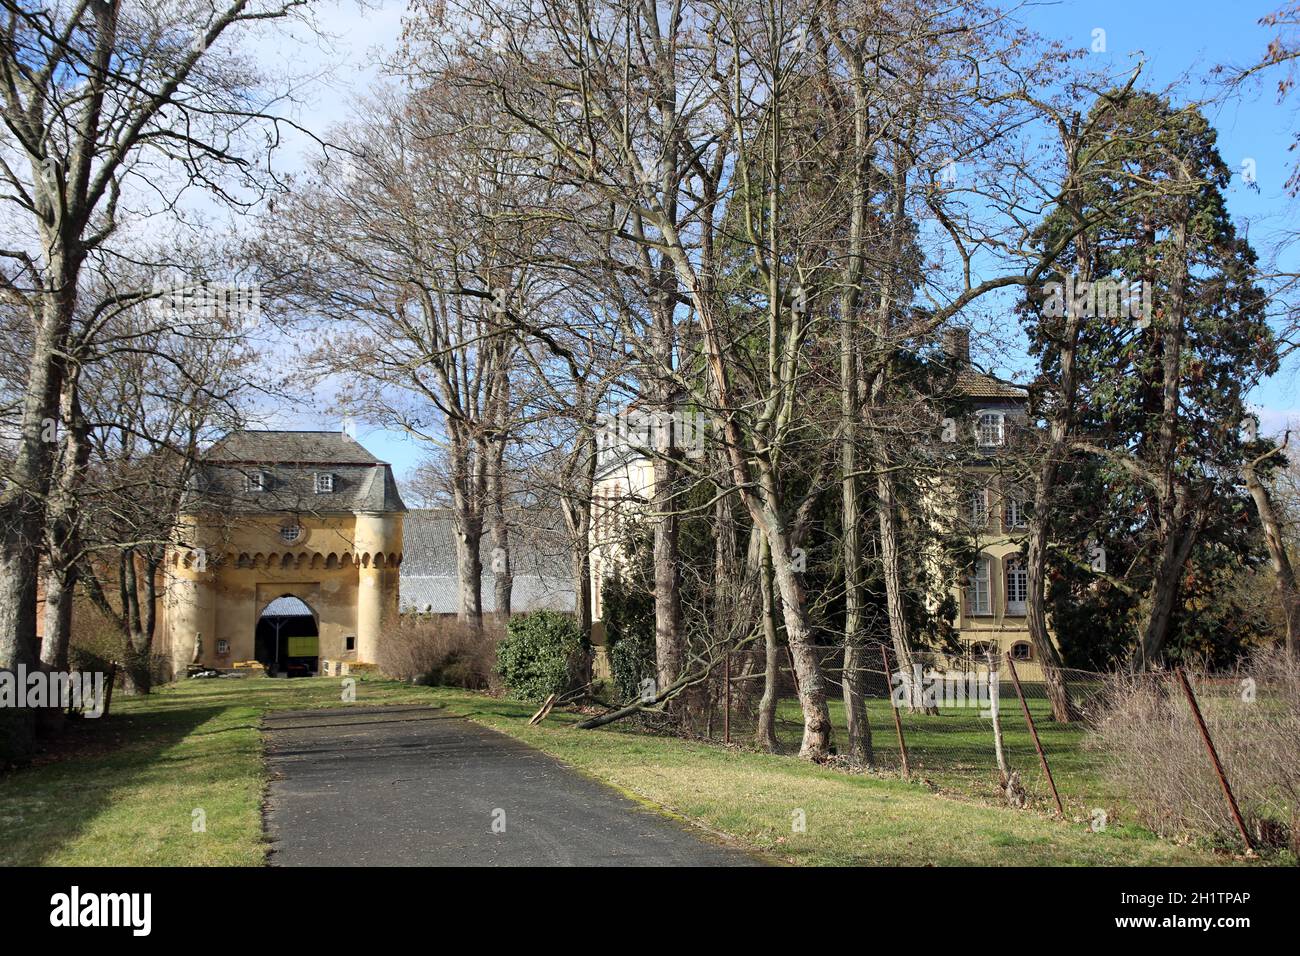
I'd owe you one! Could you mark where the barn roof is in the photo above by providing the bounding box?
[399,508,574,614]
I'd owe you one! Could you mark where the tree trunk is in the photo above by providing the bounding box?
[40,565,77,672]
[874,464,931,714]
[755,537,780,752]
[1243,456,1300,660]
[760,510,833,759]
[1023,494,1077,720]
[41,366,91,672]
[487,456,512,621]
[0,276,75,756]
[120,550,152,695]
[1023,164,1089,720]
[1137,507,1201,666]
[651,450,684,690]
[561,419,596,637]
[1136,212,1194,667]
[454,510,485,626]
[840,308,872,762]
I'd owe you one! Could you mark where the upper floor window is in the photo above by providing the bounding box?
[966,555,992,616]
[976,411,1005,448]
[245,471,266,493]
[1006,558,1028,615]
[315,472,334,494]
[970,488,989,527]
[1005,497,1027,529]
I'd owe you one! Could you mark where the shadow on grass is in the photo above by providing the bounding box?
[0,699,233,866]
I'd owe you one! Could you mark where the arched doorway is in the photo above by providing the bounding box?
[256,595,319,677]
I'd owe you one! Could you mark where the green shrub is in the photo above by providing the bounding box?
[602,575,656,701]
[495,611,588,702]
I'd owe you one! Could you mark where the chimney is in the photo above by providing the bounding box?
[943,327,970,367]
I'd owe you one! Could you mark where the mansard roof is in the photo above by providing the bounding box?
[185,430,406,515]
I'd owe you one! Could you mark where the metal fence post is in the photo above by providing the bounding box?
[723,651,731,745]
[1174,666,1255,854]
[880,644,910,778]
[1006,653,1064,817]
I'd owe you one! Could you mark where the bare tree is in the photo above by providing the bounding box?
[0,0,311,749]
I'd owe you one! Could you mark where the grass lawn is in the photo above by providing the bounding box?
[769,696,1116,812]
[0,675,1247,867]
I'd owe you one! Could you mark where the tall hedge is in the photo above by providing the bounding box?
[495,610,588,702]
[601,575,656,701]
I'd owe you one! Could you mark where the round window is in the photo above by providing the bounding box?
[280,524,302,544]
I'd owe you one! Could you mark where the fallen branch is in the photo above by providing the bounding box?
[528,694,557,725]
[575,634,758,730]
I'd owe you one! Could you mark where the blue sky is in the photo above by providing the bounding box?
[266,0,1300,481]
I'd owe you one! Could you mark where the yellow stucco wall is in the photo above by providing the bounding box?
[588,456,656,678]
[160,510,402,674]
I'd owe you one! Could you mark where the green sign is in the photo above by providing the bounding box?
[286,635,319,658]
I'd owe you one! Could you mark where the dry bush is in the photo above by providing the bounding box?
[1091,646,1300,853]
[378,615,504,692]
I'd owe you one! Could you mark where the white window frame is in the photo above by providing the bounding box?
[1005,497,1026,528]
[966,555,992,616]
[245,471,266,493]
[315,472,334,494]
[1011,641,1033,661]
[970,488,989,526]
[1006,559,1028,615]
[976,411,1005,448]
[280,524,302,544]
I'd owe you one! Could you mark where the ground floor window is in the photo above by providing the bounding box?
[1011,641,1032,661]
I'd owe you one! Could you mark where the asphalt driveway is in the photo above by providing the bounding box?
[263,705,760,866]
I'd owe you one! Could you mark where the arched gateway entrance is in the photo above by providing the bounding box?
[256,595,320,677]
[164,430,405,675]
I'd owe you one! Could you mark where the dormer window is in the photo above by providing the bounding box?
[245,471,266,493]
[976,411,1005,448]
[315,472,334,494]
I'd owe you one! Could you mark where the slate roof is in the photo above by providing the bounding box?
[185,430,406,515]
[206,430,383,465]
[399,508,575,614]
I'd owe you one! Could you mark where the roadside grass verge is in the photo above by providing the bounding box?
[0,676,430,866]
[0,675,1246,866]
